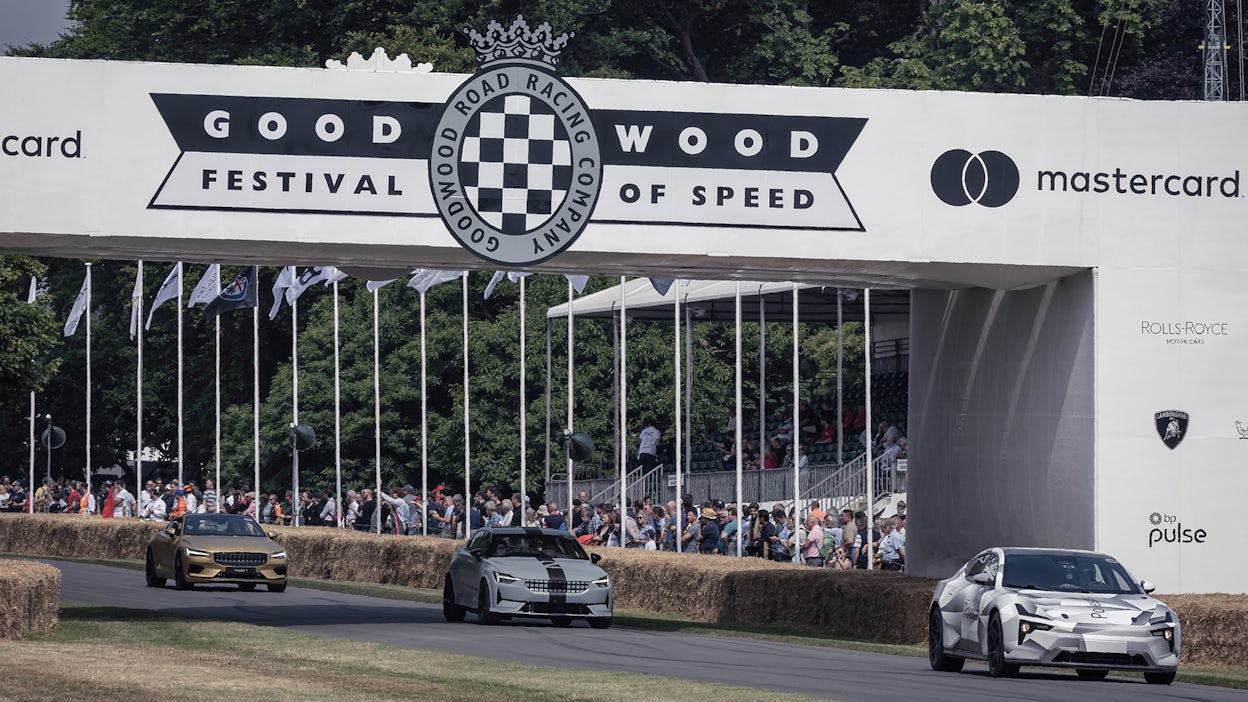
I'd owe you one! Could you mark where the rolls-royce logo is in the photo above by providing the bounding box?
[930,149,1019,207]
[1154,410,1189,450]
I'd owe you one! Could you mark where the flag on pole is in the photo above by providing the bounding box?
[408,269,466,294]
[145,262,181,330]
[64,272,90,337]
[483,271,506,299]
[566,274,589,294]
[324,267,349,285]
[648,278,675,295]
[26,276,37,304]
[204,267,259,320]
[129,269,143,340]
[286,266,336,304]
[269,266,295,319]
[188,264,221,307]
[366,278,397,292]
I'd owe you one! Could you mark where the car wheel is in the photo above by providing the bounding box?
[1075,669,1108,681]
[237,583,257,591]
[476,579,498,625]
[986,613,1019,678]
[587,617,612,629]
[443,577,466,623]
[267,581,287,593]
[550,617,572,627]
[928,607,965,673]
[173,554,192,590]
[1143,671,1176,685]
[144,551,166,588]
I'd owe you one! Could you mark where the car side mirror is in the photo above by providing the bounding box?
[164,524,178,537]
[1140,579,1156,594]
[266,530,277,540]
[590,553,602,565]
[970,571,993,585]
[468,548,483,561]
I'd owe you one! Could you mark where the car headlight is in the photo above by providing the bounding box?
[592,576,610,587]
[1151,627,1176,652]
[271,551,287,560]
[1018,619,1053,644]
[493,572,520,584]
[184,548,211,558]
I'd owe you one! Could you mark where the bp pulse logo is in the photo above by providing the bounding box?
[1154,410,1189,450]
[1147,511,1207,547]
[429,17,602,265]
[930,149,1019,207]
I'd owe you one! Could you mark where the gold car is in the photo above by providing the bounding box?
[145,513,288,592]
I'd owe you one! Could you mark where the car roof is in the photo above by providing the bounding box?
[477,526,571,537]
[997,547,1111,559]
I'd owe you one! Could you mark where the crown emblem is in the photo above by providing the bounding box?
[463,15,573,69]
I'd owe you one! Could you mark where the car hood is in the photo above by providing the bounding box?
[1018,592,1162,626]
[180,535,281,553]
[484,556,606,581]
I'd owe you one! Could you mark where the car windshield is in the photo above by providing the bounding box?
[487,534,588,560]
[1001,553,1141,594]
[183,514,266,537]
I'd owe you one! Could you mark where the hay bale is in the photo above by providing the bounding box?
[1156,594,1248,667]
[0,558,59,638]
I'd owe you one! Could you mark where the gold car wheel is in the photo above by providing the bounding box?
[173,553,192,590]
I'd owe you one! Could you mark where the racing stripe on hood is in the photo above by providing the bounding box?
[536,554,567,605]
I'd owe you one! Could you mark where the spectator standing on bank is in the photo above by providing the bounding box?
[637,418,662,471]
[697,507,720,554]
[801,514,825,566]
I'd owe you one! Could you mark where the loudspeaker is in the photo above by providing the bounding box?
[564,431,594,462]
[289,423,316,451]
[40,426,66,449]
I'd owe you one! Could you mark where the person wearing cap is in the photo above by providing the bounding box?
[696,506,720,554]
[183,484,199,513]
[169,489,188,519]
[100,481,116,519]
[401,485,420,534]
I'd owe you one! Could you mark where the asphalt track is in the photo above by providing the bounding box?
[48,560,1246,702]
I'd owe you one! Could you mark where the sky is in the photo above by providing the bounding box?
[0,0,72,51]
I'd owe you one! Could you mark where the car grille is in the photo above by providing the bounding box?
[523,602,591,615]
[213,552,268,567]
[1053,652,1148,667]
[524,579,590,594]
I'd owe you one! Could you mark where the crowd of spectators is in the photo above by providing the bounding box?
[12,473,907,570]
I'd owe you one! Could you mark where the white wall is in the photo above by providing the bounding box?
[906,272,1095,579]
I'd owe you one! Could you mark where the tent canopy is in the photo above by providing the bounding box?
[546,279,910,322]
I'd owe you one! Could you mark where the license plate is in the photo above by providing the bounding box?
[225,567,256,577]
[1084,635,1127,654]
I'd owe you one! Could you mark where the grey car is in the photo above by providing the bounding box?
[929,547,1180,684]
[443,527,613,628]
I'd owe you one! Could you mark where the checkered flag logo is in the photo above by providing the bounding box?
[461,94,574,234]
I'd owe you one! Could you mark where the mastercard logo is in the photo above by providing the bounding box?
[930,149,1019,207]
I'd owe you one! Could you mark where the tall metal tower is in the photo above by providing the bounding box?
[1204,0,1228,100]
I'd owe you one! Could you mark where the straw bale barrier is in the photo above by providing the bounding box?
[0,558,59,639]
[1,514,1246,664]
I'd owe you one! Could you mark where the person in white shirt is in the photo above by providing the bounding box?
[878,518,905,570]
[114,485,136,518]
[140,489,166,521]
[637,418,662,471]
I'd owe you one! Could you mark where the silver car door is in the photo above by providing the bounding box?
[962,552,999,649]
[959,553,991,644]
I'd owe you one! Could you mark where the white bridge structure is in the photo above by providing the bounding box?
[0,53,1244,593]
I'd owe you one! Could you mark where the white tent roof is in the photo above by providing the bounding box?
[546,279,909,322]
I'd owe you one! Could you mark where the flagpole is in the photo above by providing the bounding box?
[461,272,471,542]
[735,281,744,557]
[792,283,800,530]
[619,277,627,532]
[374,287,383,533]
[420,289,428,535]
[85,263,92,494]
[253,304,260,517]
[519,276,527,517]
[136,262,144,516]
[566,278,574,525]
[864,288,874,571]
[292,297,300,526]
[27,391,34,513]
[673,285,681,547]
[176,261,184,487]
[544,319,551,489]
[334,279,342,527]
[214,310,221,511]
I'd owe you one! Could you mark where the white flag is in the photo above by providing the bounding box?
[63,271,90,337]
[188,264,220,308]
[285,266,334,304]
[145,262,181,330]
[566,274,589,294]
[365,279,397,292]
[26,276,37,304]
[408,269,466,294]
[129,267,142,340]
[269,266,295,320]
[324,267,349,285]
[483,271,506,300]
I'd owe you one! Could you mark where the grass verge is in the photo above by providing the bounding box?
[5,602,817,702]
[13,553,1248,690]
